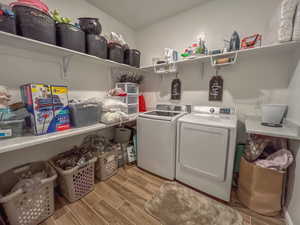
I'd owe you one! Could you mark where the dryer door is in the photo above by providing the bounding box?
[178,122,229,181]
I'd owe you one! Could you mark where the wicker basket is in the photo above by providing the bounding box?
[95,150,118,181]
[0,162,57,225]
[50,157,97,202]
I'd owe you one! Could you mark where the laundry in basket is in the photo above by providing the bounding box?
[0,161,57,225]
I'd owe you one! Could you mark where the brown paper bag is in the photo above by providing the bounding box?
[238,157,285,216]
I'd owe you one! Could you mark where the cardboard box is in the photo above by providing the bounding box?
[238,157,285,216]
[20,84,55,135]
[20,84,71,135]
[51,85,70,132]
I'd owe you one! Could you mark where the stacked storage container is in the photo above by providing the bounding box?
[116,83,139,114]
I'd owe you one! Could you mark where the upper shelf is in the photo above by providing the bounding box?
[0,31,142,72]
[142,41,300,72]
[0,31,299,74]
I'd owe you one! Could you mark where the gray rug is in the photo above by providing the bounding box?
[145,183,243,225]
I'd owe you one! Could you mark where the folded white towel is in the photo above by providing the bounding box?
[293,3,300,40]
[279,0,298,42]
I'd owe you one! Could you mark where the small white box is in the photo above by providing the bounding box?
[261,104,287,126]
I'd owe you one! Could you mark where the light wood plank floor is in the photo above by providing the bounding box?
[41,166,286,225]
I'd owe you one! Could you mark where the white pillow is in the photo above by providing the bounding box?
[279,0,298,42]
[293,3,300,40]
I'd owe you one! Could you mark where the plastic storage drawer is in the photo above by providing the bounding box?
[70,103,101,128]
[56,23,85,53]
[13,5,56,45]
[123,95,138,104]
[126,105,138,114]
[116,83,138,94]
[0,119,24,139]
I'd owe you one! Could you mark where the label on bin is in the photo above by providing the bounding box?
[0,129,12,137]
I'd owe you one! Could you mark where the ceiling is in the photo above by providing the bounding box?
[87,0,209,30]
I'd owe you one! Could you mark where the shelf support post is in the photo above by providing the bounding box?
[200,62,205,79]
[61,55,74,80]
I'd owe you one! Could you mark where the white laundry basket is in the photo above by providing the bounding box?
[95,150,118,181]
[0,162,57,225]
[50,157,97,202]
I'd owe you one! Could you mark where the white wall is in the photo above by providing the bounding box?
[140,50,293,143]
[137,0,282,67]
[0,0,137,172]
[286,49,300,225]
[137,0,294,143]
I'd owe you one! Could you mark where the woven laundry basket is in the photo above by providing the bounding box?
[0,162,57,225]
[50,157,97,202]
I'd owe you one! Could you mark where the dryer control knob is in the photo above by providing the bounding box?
[210,108,215,114]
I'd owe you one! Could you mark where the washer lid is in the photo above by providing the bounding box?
[139,110,185,121]
[178,113,237,128]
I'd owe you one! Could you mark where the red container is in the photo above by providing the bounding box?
[139,95,147,112]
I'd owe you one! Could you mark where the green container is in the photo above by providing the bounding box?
[234,144,245,173]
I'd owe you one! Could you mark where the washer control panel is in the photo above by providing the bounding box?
[220,108,232,114]
[192,106,234,115]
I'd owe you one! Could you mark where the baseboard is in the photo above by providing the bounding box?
[284,208,294,225]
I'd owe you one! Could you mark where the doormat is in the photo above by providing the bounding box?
[145,182,245,225]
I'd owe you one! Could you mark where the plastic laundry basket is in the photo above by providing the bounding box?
[0,162,57,225]
[50,157,97,202]
[95,150,118,181]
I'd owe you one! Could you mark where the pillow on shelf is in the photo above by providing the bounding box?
[278,0,298,42]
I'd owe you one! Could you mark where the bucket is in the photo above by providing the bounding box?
[115,128,131,143]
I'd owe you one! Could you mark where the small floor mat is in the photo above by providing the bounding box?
[145,182,244,225]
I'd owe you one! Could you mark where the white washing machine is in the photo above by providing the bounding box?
[137,104,186,180]
[176,106,237,201]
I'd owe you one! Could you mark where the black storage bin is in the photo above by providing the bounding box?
[86,34,107,59]
[56,23,85,53]
[124,49,141,68]
[78,17,101,35]
[13,5,56,45]
[108,43,124,64]
[0,15,16,34]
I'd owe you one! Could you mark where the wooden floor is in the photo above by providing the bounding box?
[41,166,286,225]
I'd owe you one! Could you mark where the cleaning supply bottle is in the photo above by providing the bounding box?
[171,73,181,100]
[229,31,240,51]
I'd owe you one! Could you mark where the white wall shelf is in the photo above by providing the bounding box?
[142,41,300,72]
[245,118,300,140]
[0,31,142,74]
[1,30,299,75]
[0,115,138,155]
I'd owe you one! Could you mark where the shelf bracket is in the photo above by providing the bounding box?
[61,55,74,80]
[210,52,238,68]
[200,62,205,79]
